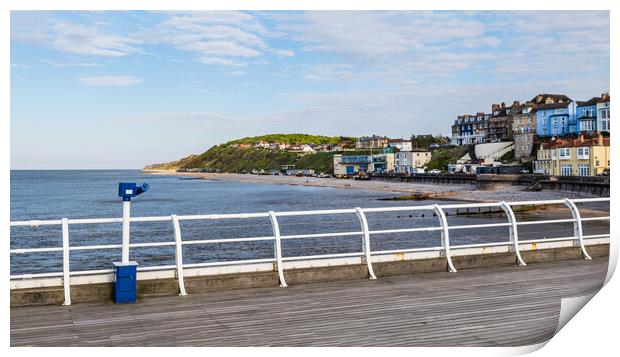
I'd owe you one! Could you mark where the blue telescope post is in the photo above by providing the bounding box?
[114,182,149,304]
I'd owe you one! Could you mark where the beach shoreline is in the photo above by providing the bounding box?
[142,170,594,203]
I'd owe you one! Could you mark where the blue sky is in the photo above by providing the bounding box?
[11,10,609,169]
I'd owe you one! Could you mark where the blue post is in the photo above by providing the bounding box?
[114,182,149,304]
[113,262,138,303]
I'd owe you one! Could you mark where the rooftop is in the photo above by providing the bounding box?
[535,101,571,110]
[541,135,609,149]
[531,94,572,105]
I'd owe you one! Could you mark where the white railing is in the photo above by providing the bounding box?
[10,198,610,305]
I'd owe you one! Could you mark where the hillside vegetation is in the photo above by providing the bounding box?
[228,133,354,146]
[143,154,197,170]
[180,146,298,172]
[145,134,368,173]
[425,146,468,172]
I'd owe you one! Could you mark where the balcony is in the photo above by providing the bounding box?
[341,156,371,164]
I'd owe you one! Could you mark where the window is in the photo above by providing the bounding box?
[577,147,589,159]
[552,117,558,126]
[559,148,571,160]
[561,164,572,176]
[601,109,609,119]
[551,149,556,160]
[601,118,610,131]
[578,164,590,176]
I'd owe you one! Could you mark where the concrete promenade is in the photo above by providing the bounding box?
[11,257,607,347]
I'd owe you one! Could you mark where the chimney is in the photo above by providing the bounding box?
[491,104,500,112]
[513,100,520,107]
[501,102,506,108]
[598,133,604,146]
[579,134,585,143]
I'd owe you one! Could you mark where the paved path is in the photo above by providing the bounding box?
[11,258,607,347]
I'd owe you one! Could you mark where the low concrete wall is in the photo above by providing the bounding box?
[10,244,609,308]
[372,173,609,196]
[373,174,476,186]
[540,180,609,197]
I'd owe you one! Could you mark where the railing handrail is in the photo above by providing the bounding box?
[10,197,610,305]
[9,197,610,227]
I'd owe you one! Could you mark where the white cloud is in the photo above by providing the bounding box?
[302,63,356,81]
[140,11,272,68]
[41,59,102,67]
[52,22,141,57]
[12,18,142,57]
[78,75,143,86]
[198,57,244,67]
[275,49,295,57]
[461,36,501,48]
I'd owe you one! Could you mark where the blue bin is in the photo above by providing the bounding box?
[113,262,138,304]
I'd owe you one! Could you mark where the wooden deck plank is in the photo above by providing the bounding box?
[11,257,607,347]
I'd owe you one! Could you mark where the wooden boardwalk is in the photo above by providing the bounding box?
[11,258,607,347]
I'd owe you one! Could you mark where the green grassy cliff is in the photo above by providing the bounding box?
[145,134,362,173]
[425,146,468,172]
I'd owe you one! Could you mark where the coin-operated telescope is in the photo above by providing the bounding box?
[114,182,149,304]
[118,182,149,201]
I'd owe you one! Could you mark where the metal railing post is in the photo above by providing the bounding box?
[433,205,457,273]
[61,218,71,305]
[268,211,288,287]
[564,198,592,260]
[121,200,131,263]
[171,215,187,296]
[355,207,377,280]
[499,201,526,266]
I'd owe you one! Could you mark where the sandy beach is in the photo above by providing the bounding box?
[143,170,594,203]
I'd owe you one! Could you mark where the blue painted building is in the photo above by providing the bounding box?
[596,93,610,133]
[576,97,599,133]
[533,94,577,138]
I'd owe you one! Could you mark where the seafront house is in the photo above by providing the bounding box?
[576,96,600,133]
[333,153,395,175]
[387,139,413,152]
[533,134,610,176]
[487,103,513,142]
[333,154,370,176]
[369,153,395,173]
[534,94,577,138]
[394,150,432,174]
[450,112,490,145]
[597,92,610,133]
[356,135,388,150]
[512,101,537,161]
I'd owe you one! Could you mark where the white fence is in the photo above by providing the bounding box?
[10,198,610,305]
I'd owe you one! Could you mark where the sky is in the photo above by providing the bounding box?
[10,10,610,169]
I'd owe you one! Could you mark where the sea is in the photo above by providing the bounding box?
[10,170,599,275]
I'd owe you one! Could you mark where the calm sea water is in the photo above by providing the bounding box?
[10,170,603,275]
